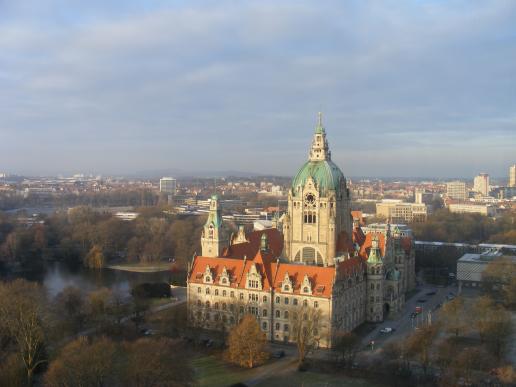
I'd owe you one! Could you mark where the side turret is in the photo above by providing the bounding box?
[201,195,228,257]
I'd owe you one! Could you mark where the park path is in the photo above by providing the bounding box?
[243,357,298,386]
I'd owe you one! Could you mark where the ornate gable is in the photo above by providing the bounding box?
[246,263,262,290]
[300,274,312,295]
[203,265,213,284]
[281,272,293,293]
[219,266,230,286]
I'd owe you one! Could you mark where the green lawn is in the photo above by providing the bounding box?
[255,372,379,387]
[192,355,380,387]
[192,355,254,387]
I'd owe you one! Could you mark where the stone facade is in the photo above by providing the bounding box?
[187,115,416,348]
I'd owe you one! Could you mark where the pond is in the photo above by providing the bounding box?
[8,261,177,298]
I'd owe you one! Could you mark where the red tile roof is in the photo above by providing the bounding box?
[400,236,412,254]
[222,228,283,259]
[189,248,363,299]
[358,232,386,261]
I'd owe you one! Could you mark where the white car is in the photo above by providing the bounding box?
[380,327,394,333]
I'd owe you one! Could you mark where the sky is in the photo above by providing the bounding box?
[0,0,515,178]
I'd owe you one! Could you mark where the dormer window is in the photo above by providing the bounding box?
[204,265,213,284]
[282,272,293,293]
[301,274,312,295]
[219,266,230,286]
[246,263,262,290]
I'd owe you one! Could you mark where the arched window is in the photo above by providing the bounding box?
[222,290,227,297]
[284,311,289,319]
[275,310,280,318]
[263,295,268,303]
[263,309,268,317]
[284,297,289,305]
[284,285,290,291]
[293,298,298,306]
[284,324,289,332]
[197,287,201,293]
[275,296,280,304]
[222,303,227,310]
[206,288,210,295]
[275,323,280,330]
[215,289,219,296]
[206,301,210,308]
[262,322,267,330]
[208,225,214,238]
[303,299,308,307]
[303,287,309,293]
[214,302,219,310]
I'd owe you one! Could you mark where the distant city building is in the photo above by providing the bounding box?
[473,173,490,196]
[509,164,516,188]
[457,251,516,291]
[376,200,427,223]
[414,189,434,205]
[159,177,177,194]
[446,181,467,201]
[448,203,496,216]
[115,211,139,221]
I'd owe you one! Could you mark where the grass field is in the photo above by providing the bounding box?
[192,355,254,387]
[192,355,380,387]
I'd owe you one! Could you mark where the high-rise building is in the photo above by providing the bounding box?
[473,173,490,196]
[159,177,177,194]
[509,164,516,188]
[446,181,467,201]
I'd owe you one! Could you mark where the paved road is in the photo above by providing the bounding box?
[361,283,457,351]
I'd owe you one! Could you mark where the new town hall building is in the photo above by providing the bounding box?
[187,115,416,347]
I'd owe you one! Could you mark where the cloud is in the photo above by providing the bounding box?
[0,0,515,177]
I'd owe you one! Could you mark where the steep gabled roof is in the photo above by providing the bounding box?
[222,228,283,259]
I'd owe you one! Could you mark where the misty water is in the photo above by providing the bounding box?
[13,262,173,299]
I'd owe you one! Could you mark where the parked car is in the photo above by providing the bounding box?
[426,291,436,296]
[272,350,285,359]
[416,299,427,303]
[380,327,394,333]
[415,306,423,314]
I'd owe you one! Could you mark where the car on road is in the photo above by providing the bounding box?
[425,291,436,296]
[416,299,427,303]
[415,306,423,314]
[380,327,394,333]
[272,350,285,359]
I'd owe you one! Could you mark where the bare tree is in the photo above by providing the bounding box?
[291,305,322,365]
[226,314,268,368]
[405,324,439,377]
[440,297,467,337]
[0,279,47,386]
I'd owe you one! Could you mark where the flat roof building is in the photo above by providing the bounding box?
[376,201,427,223]
[457,251,516,292]
[446,181,467,201]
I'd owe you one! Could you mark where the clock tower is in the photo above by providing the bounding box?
[283,114,352,266]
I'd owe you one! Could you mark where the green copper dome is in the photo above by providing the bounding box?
[291,159,345,195]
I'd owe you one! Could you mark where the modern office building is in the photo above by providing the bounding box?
[159,177,177,194]
[509,164,516,188]
[457,251,516,292]
[473,173,490,196]
[446,181,467,201]
[376,201,428,223]
[448,203,496,216]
